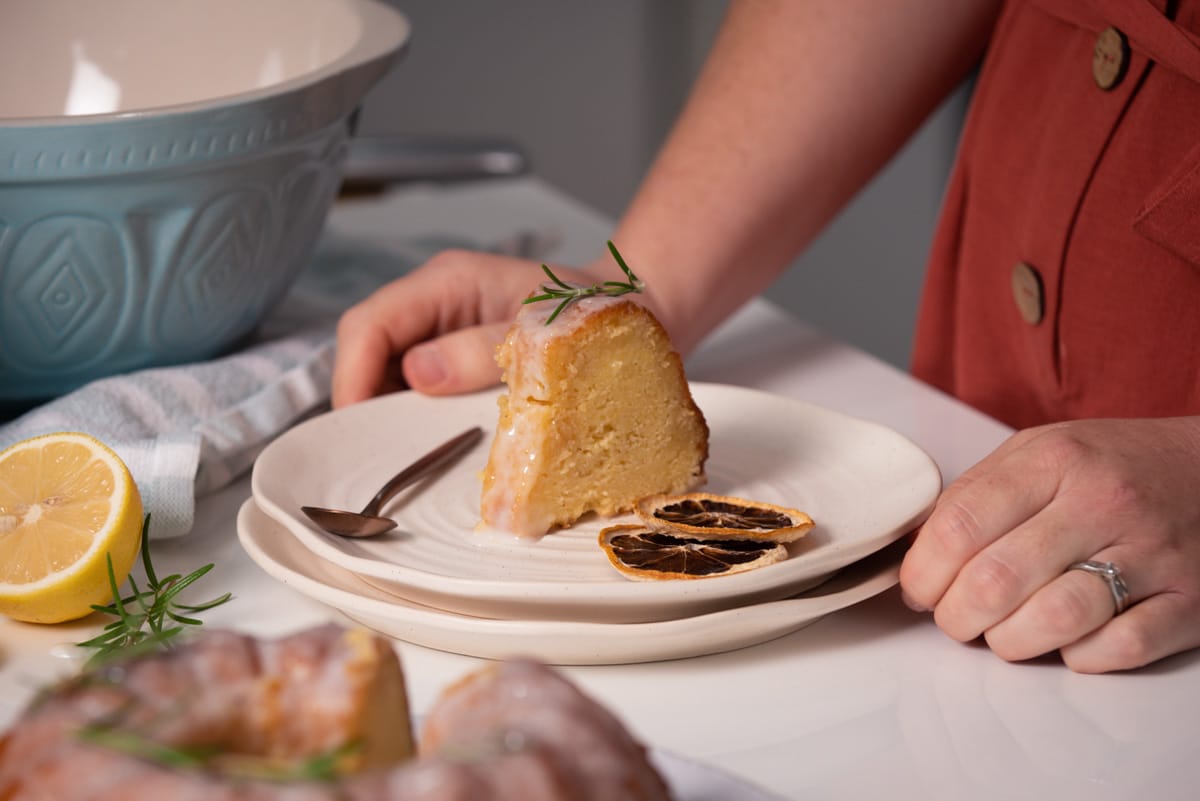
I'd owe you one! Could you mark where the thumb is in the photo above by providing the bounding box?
[402,323,510,395]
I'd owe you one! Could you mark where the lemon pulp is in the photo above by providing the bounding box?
[599,524,787,581]
[0,432,143,624]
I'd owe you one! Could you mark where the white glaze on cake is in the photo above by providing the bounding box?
[480,297,614,535]
[480,295,708,537]
[0,627,672,801]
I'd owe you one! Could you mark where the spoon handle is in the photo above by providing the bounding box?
[361,426,485,516]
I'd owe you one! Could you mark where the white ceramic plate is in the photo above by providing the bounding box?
[237,499,904,665]
[653,751,782,801]
[251,383,938,623]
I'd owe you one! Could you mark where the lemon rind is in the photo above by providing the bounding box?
[0,432,143,622]
[634,492,814,543]
[598,524,787,582]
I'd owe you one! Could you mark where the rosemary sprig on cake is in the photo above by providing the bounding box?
[524,240,645,324]
[78,724,360,781]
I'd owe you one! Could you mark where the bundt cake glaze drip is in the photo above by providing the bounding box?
[0,626,673,801]
[481,295,709,537]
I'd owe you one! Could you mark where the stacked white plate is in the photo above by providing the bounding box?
[240,383,941,665]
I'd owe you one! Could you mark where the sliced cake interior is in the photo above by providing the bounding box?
[480,295,708,537]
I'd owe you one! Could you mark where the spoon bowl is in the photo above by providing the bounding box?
[300,507,403,538]
[301,426,483,538]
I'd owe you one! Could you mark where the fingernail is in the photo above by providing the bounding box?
[900,589,929,613]
[405,343,447,389]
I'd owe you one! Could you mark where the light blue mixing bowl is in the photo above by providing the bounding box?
[0,0,409,405]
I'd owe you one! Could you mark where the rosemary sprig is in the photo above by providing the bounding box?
[78,724,215,770]
[77,515,232,668]
[79,724,359,782]
[523,240,645,324]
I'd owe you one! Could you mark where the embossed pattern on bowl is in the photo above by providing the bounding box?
[0,0,409,404]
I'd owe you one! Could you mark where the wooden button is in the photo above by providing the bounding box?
[1011,261,1044,325]
[1093,26,1129,90]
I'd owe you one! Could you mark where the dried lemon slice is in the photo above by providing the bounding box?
[599,524,787,581]
[635,492,814,543]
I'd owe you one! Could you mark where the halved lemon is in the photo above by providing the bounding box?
[635,492,814,542]
[599,524,787,581]
[0,432,144,624]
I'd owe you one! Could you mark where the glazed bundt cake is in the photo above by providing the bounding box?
[480,295,708,537]
[0,626,672,801]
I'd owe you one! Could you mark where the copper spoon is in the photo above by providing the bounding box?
[301,426,484,538]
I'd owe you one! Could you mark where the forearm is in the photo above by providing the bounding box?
[597,0,1001,354]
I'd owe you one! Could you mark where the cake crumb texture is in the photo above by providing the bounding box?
[481,296,708,537]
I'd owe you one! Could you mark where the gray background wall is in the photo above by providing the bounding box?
[358,1,970,370]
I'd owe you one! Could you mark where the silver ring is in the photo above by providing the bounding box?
[1067,560,1130,615]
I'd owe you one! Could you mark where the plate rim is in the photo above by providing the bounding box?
[251,382,938,611]
[237,497,904,665]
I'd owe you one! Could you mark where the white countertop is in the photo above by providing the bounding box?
[3,178,1198,800]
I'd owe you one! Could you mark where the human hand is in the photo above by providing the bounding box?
[899,417,1200,673]
[332,250,601,407]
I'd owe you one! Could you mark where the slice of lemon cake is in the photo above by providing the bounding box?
[480,295,708,538]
